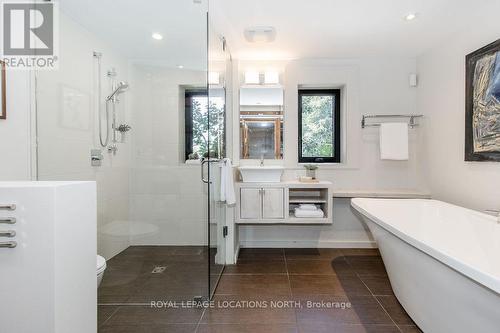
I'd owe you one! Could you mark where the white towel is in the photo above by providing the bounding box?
[220,158,236,205]
[379,122,409,160]
[294,208,324,218]
[298,204,317,211]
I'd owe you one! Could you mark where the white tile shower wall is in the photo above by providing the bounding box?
[35,13,131,259]
[236,58,426,247]
[417,2,500,212]
[129,65,208,245]
[0,70,32,180]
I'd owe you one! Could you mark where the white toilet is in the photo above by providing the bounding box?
[97,255,107,287]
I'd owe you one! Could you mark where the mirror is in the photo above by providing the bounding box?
[240,86,284,159]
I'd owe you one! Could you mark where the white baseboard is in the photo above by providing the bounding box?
[238,239,377,248]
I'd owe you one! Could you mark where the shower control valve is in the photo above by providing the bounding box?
[91,149,104,166]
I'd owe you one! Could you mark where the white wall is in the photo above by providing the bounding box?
[235,57,425,247]
[129,64,209,246]
[36,13,132,259]
[0,70,32,180]
[417,2,500,212]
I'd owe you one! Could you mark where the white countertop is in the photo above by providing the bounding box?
[333,189,431,199]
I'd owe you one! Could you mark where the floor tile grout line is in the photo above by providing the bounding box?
[194,306,207,333]
[354,257,403,332]
[283,248,300,327]
[98,305,121,328]
[369,283,404,333]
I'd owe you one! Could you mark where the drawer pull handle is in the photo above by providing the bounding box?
[0,218,16,224]
[0,230,16,238]
[0,241,17,248]
[0,204,16,211]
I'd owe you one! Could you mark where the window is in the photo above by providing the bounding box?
[184,89,225,160]
[298,89,341,163]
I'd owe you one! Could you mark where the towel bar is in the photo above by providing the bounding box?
[361,114,423,129]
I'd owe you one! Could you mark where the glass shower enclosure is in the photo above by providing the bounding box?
[33,0,227,305]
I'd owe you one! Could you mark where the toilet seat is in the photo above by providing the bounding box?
[97,255,106,274]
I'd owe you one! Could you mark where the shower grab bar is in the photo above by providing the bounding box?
[0,204,16,211]
[361,114,423,129]
[0,241,17,248]
[0,218,16,224]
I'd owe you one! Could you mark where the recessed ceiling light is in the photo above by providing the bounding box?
[404,13,417,21]
[152,33,163,40]
[177,65,184,69]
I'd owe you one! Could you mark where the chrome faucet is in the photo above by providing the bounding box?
[485,209,500,224]
[260,154,264,167]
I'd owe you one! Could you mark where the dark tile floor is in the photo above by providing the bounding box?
[99,248,422,333]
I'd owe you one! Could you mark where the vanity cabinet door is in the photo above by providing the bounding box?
[262,188,285,219]
[240,188,261,219]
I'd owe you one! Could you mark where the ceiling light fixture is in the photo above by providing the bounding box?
[244,26,276,43]
[404,13,417,21]
[177,65,184,69]
[152,32,163,40]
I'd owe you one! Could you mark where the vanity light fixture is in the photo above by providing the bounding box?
[264,71,279,84]
[244,71,260,84]
[152,32,163,40]
[404,13,417,21]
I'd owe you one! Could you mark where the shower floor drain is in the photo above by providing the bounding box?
[152,266,167,274]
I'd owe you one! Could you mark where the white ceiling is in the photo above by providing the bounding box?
[60,0,494,66]
[211,0,495,59]
[60,0,208,69]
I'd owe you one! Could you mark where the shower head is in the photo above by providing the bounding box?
[106,81,129,101]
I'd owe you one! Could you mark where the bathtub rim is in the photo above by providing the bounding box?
[351,198,500,295]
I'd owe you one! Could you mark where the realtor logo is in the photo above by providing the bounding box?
[2,2,59,69]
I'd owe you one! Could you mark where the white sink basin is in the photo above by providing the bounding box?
[239,166,284,183]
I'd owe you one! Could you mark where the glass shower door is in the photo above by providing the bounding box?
[207,27,231,296]
[34,0,215,314]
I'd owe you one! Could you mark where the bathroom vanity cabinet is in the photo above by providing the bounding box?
[235,181,333,224]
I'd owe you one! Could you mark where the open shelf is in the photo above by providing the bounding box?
[289,196,327,203]
[288,188,330,221]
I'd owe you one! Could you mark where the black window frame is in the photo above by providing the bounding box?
[298,89,341,163]
[184,89,208,161]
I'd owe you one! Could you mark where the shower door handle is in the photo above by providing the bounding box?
[201,159,210,184]
[201,159,220,184]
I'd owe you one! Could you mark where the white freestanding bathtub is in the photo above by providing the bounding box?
[351,198,500,333]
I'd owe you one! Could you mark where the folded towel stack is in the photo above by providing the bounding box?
[294,204,324,218]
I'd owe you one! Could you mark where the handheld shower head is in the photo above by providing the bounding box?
[106,81,129,101]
